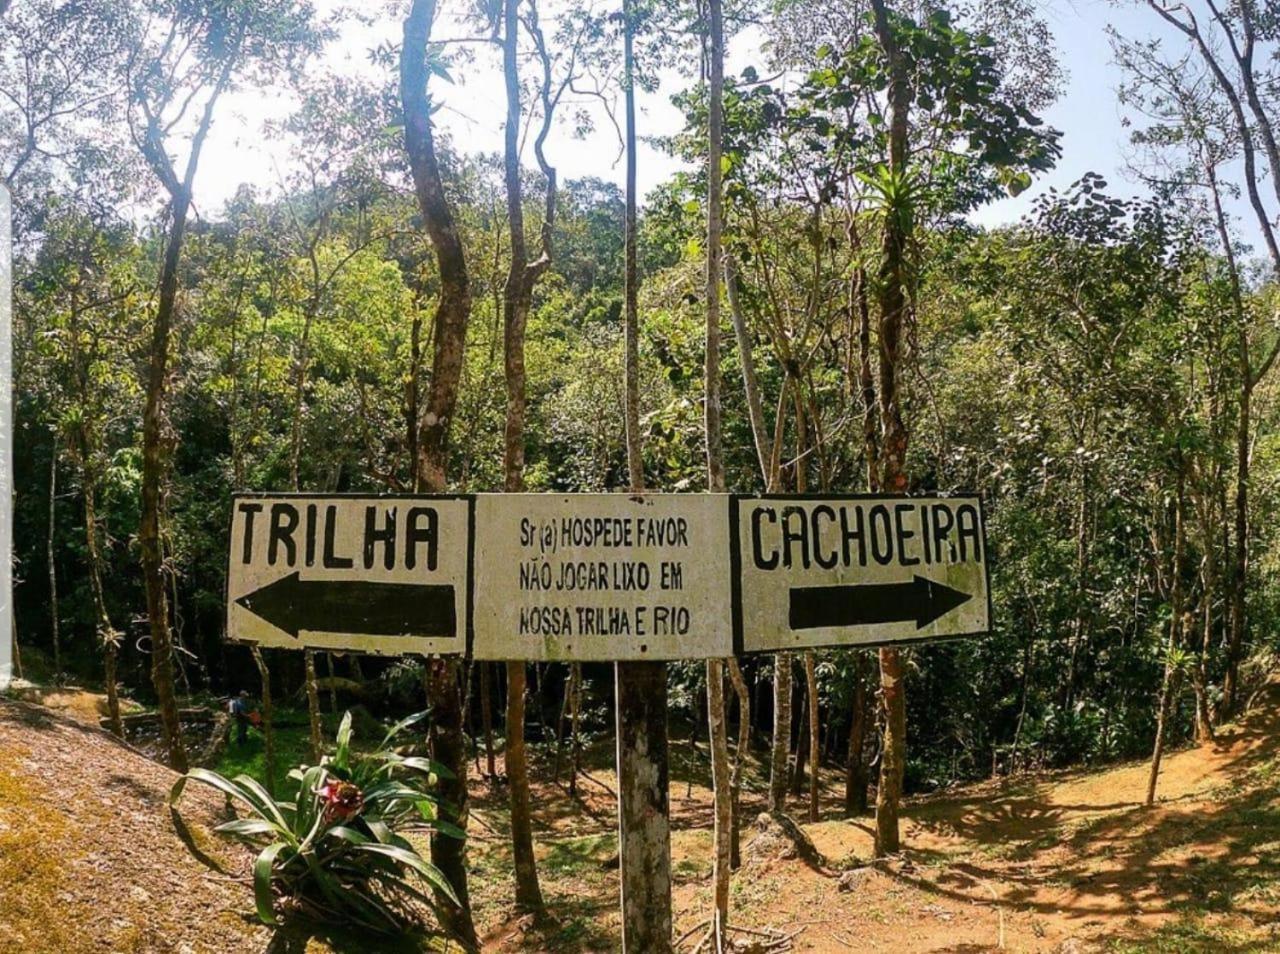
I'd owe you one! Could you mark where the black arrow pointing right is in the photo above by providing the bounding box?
[235,572,457,640]
[789,575,973,631]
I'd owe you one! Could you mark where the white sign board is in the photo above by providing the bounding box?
[227,495,472,656]
[471,494,731,661]
[226,493,990,659]
[733,495,990,652]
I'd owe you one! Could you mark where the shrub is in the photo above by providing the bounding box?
[170,710,462,933]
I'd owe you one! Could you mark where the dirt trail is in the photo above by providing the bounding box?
[0,697,275,953]
[476,682,1280,952]
[3,682,1278,953]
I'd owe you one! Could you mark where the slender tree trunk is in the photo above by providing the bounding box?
[304,649,322,761]
[869,0,912,857]
[727,657,750,869]
[613,1,672,947]
[1206,158,1251,716]
[1148,465,1186,806]
[568,662,582,799]
[769,654,792,811]
[47,436,61,684]
[480,662,496,778]
[251,646,277,796]
[498,0,561,914]
[506,662,544,911]
[705,0,732,936]
[845,653,869,815]
[402,3,477,941]
[83,479,121,737]
[805,651,820,822]
[140,195,191,774]
[1193,519,1217,743]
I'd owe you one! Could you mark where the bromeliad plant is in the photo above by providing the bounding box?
[170,711,463,932]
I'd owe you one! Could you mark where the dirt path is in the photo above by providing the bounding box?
[474,683,1280,952]
[3,682,1277,953]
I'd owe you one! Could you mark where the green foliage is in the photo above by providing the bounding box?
[170,711,460,933]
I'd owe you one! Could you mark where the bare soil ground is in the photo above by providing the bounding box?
[3,683,1279,953]
[470,682,1280,953]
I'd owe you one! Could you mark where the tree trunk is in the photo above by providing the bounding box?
[805,651,820,822]
[251,646,277,796]
[140,195,191,775]
[705,0,732,935]
[498,0,561,915]
[425,658,477,947]
[47,437,61,684]
[480,662,496,778]
[1193,523,1217,743]
[304,649,322,762]
[616,661,673,951]
[769,653,792,811]
[402,2,476,940]
[506,662,544,912]
[568,662,582,798]
[727,657,750,869]
[1208,156,1250,716]
[613,1,672,946]
[869,0,912,858]
[83,479,122,737]
[845,653,869,815]
[1147,464,1186,806]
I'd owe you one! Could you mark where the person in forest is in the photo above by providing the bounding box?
[228,689,258,745]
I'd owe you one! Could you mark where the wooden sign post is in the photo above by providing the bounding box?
[229,492,989,657]
[226,491,991,949]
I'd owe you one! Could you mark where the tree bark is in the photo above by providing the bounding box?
[304,649,322,761]
[568,662,582,798]
[480,662,496,778]
[401,2,477,941]
[47,435,60,683]
[769,653,793,811]
[1147,464,1186,806]
[612,1,672,946]
[705,0,732,935]
[727,657,750,869]
[140,196,191,774]
[845,653,869,815]
[805,651,820,822]
[251,646,277,796]
[506,661,544,912]
[869,0,911,857]
[616,661,672,951]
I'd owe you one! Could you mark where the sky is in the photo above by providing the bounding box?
[193,0,1215,231]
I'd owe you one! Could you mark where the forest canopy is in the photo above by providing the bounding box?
[3,0,1280,945]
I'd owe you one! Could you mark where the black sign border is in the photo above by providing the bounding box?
[225,492,476,657]
[224,491,991,659]
[729,492,993,654]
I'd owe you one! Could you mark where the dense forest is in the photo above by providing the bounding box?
[3,0,1280,946]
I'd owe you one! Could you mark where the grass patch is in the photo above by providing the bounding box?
[1107,915,1273,952]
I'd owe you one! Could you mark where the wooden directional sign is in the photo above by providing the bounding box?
[733,495,990,652]
[225,493,989,659]
[226,495,473,656]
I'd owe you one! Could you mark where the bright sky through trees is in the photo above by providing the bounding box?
[193,0,1259,239]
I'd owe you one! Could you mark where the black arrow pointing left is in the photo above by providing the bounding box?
[235,572,457,640]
